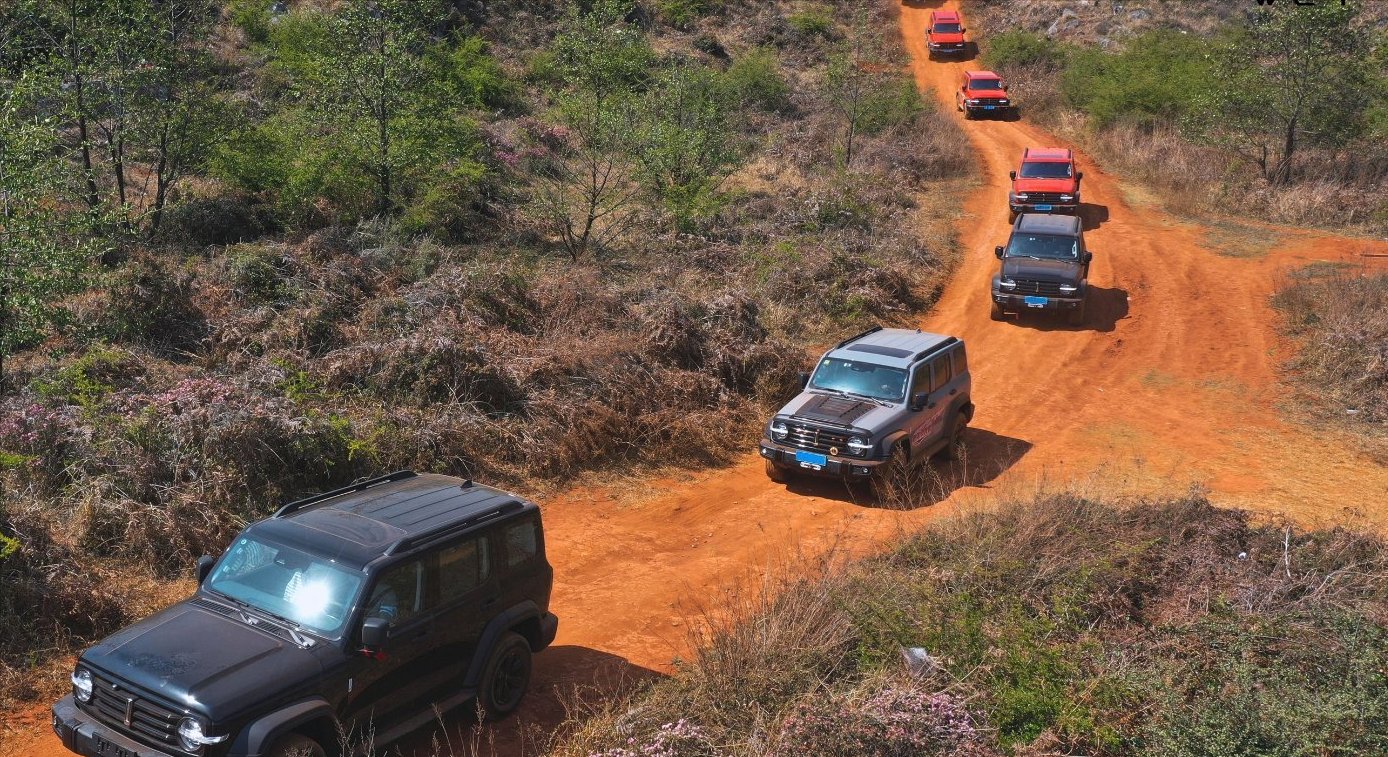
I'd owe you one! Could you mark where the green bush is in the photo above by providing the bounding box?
[983,30,1067,70]
[787,5,834,39]
[722,47,790,113]
[1061,30,1213,128]
[657,0,719,29]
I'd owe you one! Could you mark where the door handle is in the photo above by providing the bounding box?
[949,388,957,396]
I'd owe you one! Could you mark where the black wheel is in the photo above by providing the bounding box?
[1067,302,1086,326]
[871,442,910,502]
[990,301,1006,321]
[1007,210,1017,223]
[268,734,325,757]
[935,413,967,461]
[479,632,532,719]
[765,458,789,483]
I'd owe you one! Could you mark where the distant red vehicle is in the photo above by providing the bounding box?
[1009,147,1083,219]
[926,9,969,57]
[955,70,1015,120]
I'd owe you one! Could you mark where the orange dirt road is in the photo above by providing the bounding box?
[7,2,1387,756]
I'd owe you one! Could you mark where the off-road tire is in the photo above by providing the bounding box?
[268,734,325,757]
[479,632,532,720]
[935,413,968,461]
[1067,302,1086,327]
[765,458,789,484]
[990,301,1006,321]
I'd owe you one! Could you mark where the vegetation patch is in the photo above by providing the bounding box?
[555,494,1388,756]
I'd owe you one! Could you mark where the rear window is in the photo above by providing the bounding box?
[951,345,968,377]
[504,517,540,568]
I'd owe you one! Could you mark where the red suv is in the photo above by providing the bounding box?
[926,10,968,58]
[956,70,1014,120]
[1008,147,1083,219]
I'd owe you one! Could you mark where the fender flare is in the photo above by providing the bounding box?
[461,601,543,689]
[230,698,337,757]
[881,430,911,457]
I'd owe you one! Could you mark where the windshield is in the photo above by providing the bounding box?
[970,78,1003,91]
[809,358,908,403]
[1007,233,1079,261]
[1019,161,1072,179]
[933,23,961,33]
[207,536,364,638]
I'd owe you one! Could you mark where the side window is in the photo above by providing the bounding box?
[910,364,931,398]
[367,559,423,626]
[504,518,540,568]
[436,536,490,606]
[951,345,968,378]
[931,355,952,391]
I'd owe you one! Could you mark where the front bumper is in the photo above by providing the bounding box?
[759,439,883,478]
[992,291,1084,311]
[53,695,182,757]
[1010,201,1077,214]
[964,104,1014,116]
[928,43,967,54]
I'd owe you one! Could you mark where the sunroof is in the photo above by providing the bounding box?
[846,344,913,359]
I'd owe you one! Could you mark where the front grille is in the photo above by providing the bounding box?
[786,424,851,454]
[86,672,181,747]
[1011,279,1069,296]
[975,98,1009,106]
[1020,192,1070,204]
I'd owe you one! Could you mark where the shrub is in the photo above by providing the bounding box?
[657,0,718,29]
[787,5,834,39]
[97,257,207,355]
[983,30,1067,70]
[722,47,790,113]
[157,196,274,247]
[775,684,990,756]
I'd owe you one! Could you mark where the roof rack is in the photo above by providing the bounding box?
[913,336,959,363]
[835,325,883,349]
[384,500,526,556]
[273,470,418,518]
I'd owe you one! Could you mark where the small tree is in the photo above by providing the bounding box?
[636,62,741,229]
[534,0,654,259]
[1192,1,1370,185]
[0,73,103,390]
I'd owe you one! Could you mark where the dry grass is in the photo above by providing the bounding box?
[550,491,1388,756]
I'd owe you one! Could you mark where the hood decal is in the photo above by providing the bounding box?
[790,394,876,426]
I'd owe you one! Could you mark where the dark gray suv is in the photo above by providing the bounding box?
[990,213,1093,326]
[759,327,973,488]
[53,471,557,757]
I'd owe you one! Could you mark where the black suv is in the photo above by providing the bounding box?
[990,213,1093,326]
[53,471,558,757]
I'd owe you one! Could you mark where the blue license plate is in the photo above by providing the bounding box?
[795,450,828,469]
[1024,296,1048,308]
[983,105,996,110]
[1034,204,1053,211]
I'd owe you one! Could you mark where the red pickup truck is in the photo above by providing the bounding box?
[956,70,1015,120]
[1008,147,1083,219]
[926,9,969,58]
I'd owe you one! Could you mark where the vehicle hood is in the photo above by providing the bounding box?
[1002,257,1083,283]
[1012,177,1077,193]
[931,32,965,43]
[80,599,326,722]
[777,392,897,434]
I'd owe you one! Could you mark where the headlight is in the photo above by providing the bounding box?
[968,98,980,104]
[1000,278,1017,289]
[71,669,93,703]
[1000,99,1009,104]
[1013,193,1028,201]
[846,437,872,457]
[1059,284,1078,293]
[771,422,788,441]
[177,717,228,751]
[1060,194,1074,201]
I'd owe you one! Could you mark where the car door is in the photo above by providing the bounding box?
[418,531,498,698]
[342,557,443,730]
[909,355,953,459]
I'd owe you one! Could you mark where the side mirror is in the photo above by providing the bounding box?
[1002,83,1008,91]
[360,617,390,649]
[1008,170,1017,180]
[910,391,930,411]
[994,245,1005,259]
[196,555,215,583]
[797,371,810,388]
[1083,251,1093,264]
[961,26,967,32]
[1076,171,1084,181]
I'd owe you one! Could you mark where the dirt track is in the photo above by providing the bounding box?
[7,2,1388,755]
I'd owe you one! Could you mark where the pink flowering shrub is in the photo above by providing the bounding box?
[773,686,991,757]
[589,719,717,757]
[0,402,75,494]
